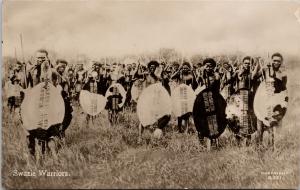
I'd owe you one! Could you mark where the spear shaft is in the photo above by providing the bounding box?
[20,34,28,88]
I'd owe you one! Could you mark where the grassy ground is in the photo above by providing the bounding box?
[2,69,300,189]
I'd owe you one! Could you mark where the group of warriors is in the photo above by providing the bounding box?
[4,49,288,157]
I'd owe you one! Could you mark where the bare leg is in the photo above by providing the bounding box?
[246,135,251,147]
[184,119,189,134]
[207,139,212,151]
[86,114,90,127]
[178,117,183,133]
[138,123,144,144]
[256,120,264,148]
[198,132,206,148]
[48,138,58,160]
[236,135,242,147]
[268,127,275,151]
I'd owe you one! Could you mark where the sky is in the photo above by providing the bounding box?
[3,0,300,60]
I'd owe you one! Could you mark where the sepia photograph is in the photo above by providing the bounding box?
[1,0,300,189]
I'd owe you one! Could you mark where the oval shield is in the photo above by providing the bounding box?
[254,82,288,127]
[137,83,172,126]
[80,90,107,116]
[171,84,196,117]
[226,88,257,136]
[21,82,65,131]
[193,88,227,139]
[131,79,145,102]
[105,83,127,108]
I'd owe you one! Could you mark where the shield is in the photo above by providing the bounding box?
[254,81,288,127]
[171,84,196,117]
[20,82,65,131]
[137,83,172,126]
[193,88,227,139]
[131,79,145,102]
[226,88,257,136]
[105,83,127,107]
[79,90,106,116]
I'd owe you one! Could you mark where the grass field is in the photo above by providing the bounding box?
[2,67,300,189]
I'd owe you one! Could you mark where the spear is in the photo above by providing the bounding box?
[20,34,28,88]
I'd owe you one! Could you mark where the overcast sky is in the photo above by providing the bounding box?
[3,1,300,60]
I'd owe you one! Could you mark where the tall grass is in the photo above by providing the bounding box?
[2,65,300,189]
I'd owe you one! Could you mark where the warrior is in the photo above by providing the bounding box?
[55,59,69,94]
[193,58,227,149]
[118,63,135,108]
[5,75,24,113]
[82,62,102,125]
[135,61,160,87]
[197,58,221,91]
[104,63,127,126]
[106,62,121,86]
[130,63,147,110]
[21,49,73,156]
[135,61,172,143]
[105,85,124,125]
[236,56,254,90]
[13,61,26,88]
[171,62,198,89]
[171,62,198,133]
[220,61,236,102]
[74,63,87,104]
[171,62,180,76]
[161,65,173,95]
[96,62,110,96]
[132,62,137,72]
[226,56,258,146]
[253,53,287,149]
[5,61,25,113]
[26,49,53,87]
[53,59,73,137]
[66,67,76,103]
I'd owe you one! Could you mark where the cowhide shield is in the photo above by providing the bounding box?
[105,83,127,107]
[131,79,145,102]
[171,84,196,117]
[137,83,172,126]
[254,81,288,127]
[226,88,257,136]
[21,82,65,130]
[80,90,106,116]
[193,88,227,139]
